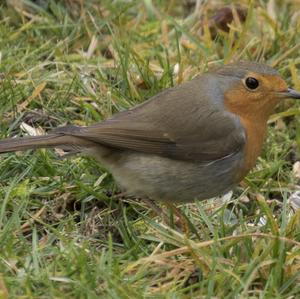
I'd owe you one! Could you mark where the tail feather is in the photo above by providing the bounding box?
[0,134,95,153]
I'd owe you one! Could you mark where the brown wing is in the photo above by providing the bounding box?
[63,74,246,162]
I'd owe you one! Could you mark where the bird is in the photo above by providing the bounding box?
[0,61,299,204]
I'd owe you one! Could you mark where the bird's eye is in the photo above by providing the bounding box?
[245,77,259,90]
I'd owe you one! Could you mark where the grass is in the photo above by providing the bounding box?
[1,0,300,298]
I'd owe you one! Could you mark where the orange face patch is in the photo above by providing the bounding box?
[246,72,288,93]
[224,73,287,120]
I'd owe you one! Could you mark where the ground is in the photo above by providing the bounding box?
[0,0,300,298]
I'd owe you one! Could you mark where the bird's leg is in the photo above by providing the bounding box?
[142,199,190,234]
[143,198,170,224]
[164,202,190,235]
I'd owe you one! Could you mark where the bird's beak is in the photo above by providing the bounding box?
[280,88,300,99]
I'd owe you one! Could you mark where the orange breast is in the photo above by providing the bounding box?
[236,117,267,180]
[223,86,274,182]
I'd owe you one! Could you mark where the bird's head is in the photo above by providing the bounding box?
[212,61,300,120]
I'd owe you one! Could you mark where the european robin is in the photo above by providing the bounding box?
[0,61,300,203]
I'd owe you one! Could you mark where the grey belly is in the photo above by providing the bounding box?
[88,146,244,203]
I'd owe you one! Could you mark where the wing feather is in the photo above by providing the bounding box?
[60,74,246,162]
